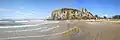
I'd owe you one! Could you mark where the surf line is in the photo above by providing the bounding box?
[1,27,80,40]
[4,27,46,32]
[4,25,59,32]
[0,21,60,28]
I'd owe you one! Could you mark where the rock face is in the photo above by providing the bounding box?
[51,8,96,20]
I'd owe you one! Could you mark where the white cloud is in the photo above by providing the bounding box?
[19,7,24,10]
[100,14,114,18]
[0,8,10,11]
[0,8,46,19]
[103,14,108,17]
[15,11,21,13]
[31,11,36,13]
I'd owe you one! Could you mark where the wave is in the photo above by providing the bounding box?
[4,25,59,32]
[4,27,48,32]
[0,21,60,28]
[0,24,39,28]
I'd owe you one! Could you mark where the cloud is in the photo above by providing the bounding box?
[19,7,24,10]
[15,11,21,13]
[0,8,46,19]
[100,14,114,18]
[14,9,38,19]
[0,8,9,11]
[100,14,108,17]
[104,14,108,17]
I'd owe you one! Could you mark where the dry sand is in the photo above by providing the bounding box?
[52,20,120,40]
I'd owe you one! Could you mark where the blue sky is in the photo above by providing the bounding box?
[0,0,119,19]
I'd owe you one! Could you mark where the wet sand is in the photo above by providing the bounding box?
[1,20,120,40]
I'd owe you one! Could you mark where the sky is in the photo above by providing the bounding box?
[0,0,119,19]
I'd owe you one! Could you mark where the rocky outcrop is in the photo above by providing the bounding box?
[51,8,96,20]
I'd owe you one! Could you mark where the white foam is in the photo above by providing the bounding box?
[0,24,39,28]
[40,25,60,32]
[44,21,60,24]
[0,21,60,28]
[15,21,29,22]
[1,35,48,39]
[4,25,59,32]
[66,20,70,23]
[4,27,47,32]
[0,21,10,23]
[1,27,79,40]
[86,22,100,24]
[29,20,44,22]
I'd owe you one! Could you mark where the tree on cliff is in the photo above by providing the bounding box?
[95,15,98,18]
[103,16,107,19]
[112,15,120,19]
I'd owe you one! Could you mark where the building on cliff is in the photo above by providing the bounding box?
[51,8,96,20]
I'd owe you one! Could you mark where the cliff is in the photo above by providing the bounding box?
[51,8,96,20]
